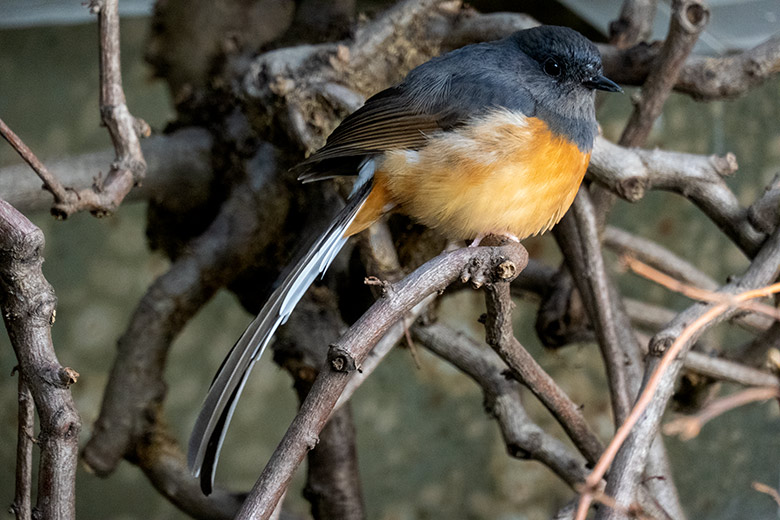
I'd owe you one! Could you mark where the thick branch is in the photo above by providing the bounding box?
[0,200,80,519]
[236,243,529,519]
[134,422,245,520]
[588,137,764,256]
[555,189,644,423]
[304,405,364,520]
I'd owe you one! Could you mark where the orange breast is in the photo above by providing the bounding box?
[346,110,591,240]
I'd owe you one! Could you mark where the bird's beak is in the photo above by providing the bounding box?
[584,75,622,93]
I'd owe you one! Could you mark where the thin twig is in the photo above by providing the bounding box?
[576,281,780,520]
[13,376,34,520]
[0,128,212,214]
[605,226,717,290]
[414,322,591,487]
[623,255,780,320]
[752,481,780,508]
[0,117,70,203]
[663,386,780,440]
[483,281,604,465]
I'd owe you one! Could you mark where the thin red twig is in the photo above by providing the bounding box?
[623,255,780,320]
[575,281,780,520]
[663,386,780,440]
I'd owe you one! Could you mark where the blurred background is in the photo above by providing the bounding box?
[0,1,778,518]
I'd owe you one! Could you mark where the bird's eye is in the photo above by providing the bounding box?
[543,57,563,77]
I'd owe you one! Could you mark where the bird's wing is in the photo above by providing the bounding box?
[299,45,536,182]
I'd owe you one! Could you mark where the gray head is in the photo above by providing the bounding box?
[510,25,621,120]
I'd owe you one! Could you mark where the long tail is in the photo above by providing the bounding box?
[187,179,373,495]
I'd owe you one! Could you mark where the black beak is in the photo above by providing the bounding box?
[584,75,622,93]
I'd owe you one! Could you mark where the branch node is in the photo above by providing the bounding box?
[682,2,709,30]
[59,367,80,387]
[649,335,674,357]
[133,117,151,139]
[327,346,357,373]
[496,260,517,280]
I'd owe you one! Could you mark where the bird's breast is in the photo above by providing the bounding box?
[377,109,591,240]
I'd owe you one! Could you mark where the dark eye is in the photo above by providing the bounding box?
[543,57,563,77]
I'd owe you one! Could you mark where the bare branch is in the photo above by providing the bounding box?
[594,225,780,518]
[683,351,780,388]
[609,0,658,48]
[0,128,212,214]
[621,0,708,146]
[601,34,780,101]
[604,225,717,290]
[0,117,72,204]
[664,386,780,440]
[413,322,590,487]
[13,377,34,520]
[83,143,285,477]
[235,243,529,519]
[0,200,80,519]
[304,405,364,520]
[135,421,244,520]
[482,281,604,465]
[555,188,644,423]
[588,138,764,256]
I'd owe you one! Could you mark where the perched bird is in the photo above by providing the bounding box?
[189,25,621,494]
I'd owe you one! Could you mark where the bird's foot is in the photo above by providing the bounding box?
[469,232,521,247]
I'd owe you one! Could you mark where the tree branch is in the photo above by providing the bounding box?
[13,377,34,520]
[0,128,212,214]
[0,200,80,519]
[482,281,604,465]
[413,322,590,487]
[235,242,529,519]
[598,224,780,518]
[609,0,658,48]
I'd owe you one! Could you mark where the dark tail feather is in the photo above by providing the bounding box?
[187,180,373,494]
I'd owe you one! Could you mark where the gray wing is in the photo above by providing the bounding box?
[298,39,536,182]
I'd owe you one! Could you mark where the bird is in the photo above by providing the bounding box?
[188,25,621,494]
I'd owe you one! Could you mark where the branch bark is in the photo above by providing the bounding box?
[482,281,604,465]
[413,322,590,487]
[619,0,709,146]
[0,200,81,520]
[13,377,34,520]
[235,242,529,519]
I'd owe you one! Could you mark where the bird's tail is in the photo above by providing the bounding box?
[187,178,373,495]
